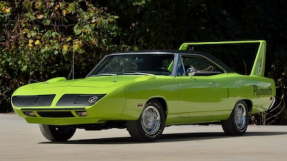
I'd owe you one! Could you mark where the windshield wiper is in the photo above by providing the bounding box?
[90,72,154,77]
[121,72,154,75]
[91,73,117,76]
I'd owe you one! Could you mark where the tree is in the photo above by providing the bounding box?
[0,0,129,112]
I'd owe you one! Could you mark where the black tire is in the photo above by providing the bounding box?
[126,101,166,141]
[222,101,249,136]
[39,125,76,142]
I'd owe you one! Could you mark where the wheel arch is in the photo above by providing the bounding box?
[146,97,168,117]
[240,99,253,112]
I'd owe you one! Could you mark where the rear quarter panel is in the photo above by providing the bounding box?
[224,73,275,114]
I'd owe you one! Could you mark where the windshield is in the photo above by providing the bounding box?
[87,53,175,76]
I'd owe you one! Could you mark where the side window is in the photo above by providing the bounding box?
[181,55,223,76]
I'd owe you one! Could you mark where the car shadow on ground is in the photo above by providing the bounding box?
[39,131,287,145]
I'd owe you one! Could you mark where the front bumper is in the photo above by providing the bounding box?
[12,86,141,125]
[13,107,106,125]
[25,117,104,125]
[12,95,139,125]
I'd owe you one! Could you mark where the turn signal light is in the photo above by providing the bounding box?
[76,111,87,117]
[23,111,37,117]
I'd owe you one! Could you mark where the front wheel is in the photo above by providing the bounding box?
[222,101,249,136]
[126,101,166,141]
[39,125,76,142]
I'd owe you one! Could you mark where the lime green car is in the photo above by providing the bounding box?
[11,40,275,141]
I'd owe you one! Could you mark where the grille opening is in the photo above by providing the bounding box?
[37,111,74,118]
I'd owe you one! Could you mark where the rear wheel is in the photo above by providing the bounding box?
[39,125,76,142]
[126,101,166,141]
[222,101,249,135]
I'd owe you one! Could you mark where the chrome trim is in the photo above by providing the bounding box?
[21,108,85,111]
[234,103,247,130]
[267,96,276,111]
[141,105,161,136]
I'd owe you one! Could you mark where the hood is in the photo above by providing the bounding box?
[13,75,156,95]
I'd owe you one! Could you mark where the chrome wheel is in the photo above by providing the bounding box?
[140,105,161,136]
[234,103,247,130]
[127,101,165,141]
[222,101,249,136]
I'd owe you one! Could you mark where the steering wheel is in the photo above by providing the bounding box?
[202,65,215,72]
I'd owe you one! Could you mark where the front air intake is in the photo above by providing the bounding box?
[12,95,55,107]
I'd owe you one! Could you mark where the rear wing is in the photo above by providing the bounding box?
[179,40,267,76]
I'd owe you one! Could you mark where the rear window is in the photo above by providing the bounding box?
[187,43,259,75]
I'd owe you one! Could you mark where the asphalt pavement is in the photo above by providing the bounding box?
[1,114,287,161]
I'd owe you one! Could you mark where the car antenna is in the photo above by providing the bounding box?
[72,48,75,80]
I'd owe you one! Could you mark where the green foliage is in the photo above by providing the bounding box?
[0,0,129,112]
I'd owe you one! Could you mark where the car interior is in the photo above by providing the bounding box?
[180,55,224,76]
